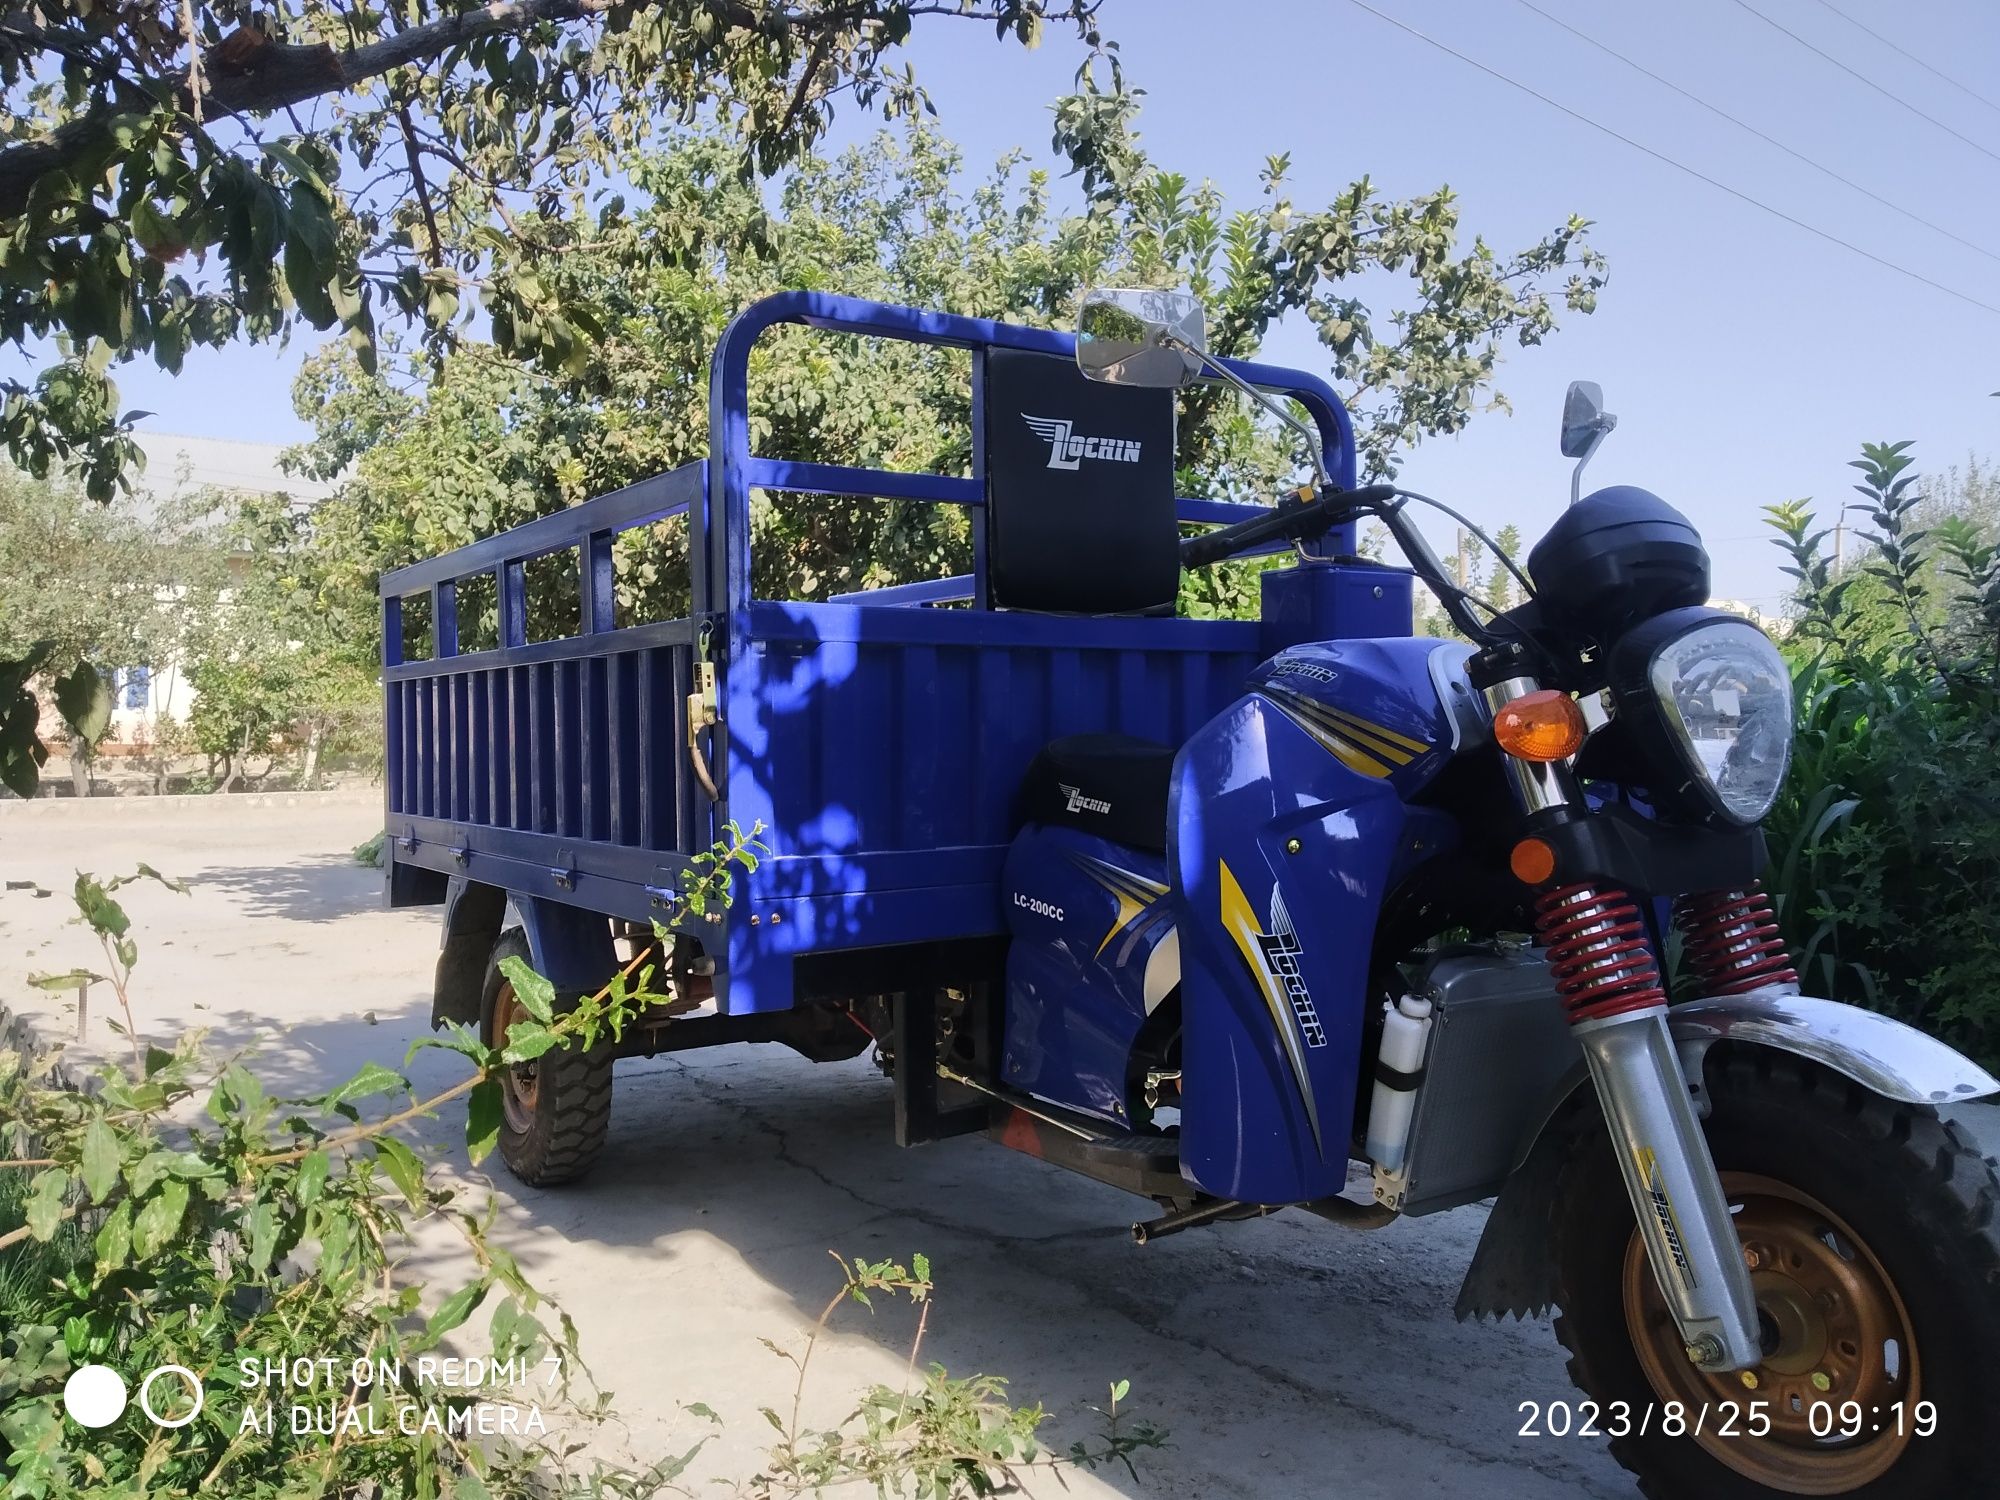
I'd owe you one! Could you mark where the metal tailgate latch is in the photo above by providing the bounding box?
[687,620,721,801]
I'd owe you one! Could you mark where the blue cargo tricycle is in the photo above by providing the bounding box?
[381,288,2000,1499]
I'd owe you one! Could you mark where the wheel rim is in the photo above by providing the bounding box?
[1621,1171,1919,1494]
[494,980,540,1135]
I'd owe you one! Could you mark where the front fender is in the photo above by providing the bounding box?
[1455,992,1999,1322]
[1671,991,1998,1107]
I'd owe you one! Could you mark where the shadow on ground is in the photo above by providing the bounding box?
[179,991,1638,1500]
[197,851,385,923]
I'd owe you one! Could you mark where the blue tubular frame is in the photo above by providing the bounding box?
[381,292,1367,1011]
[705,290,1362,623]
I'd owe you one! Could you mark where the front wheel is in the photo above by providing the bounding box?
[1553,1050,2000,1498]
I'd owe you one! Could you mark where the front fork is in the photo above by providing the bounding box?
[1482,673,1763,1372]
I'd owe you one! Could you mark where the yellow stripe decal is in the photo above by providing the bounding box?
[1218,859,1324,1154]
[1267,698,1395,777]
[1321,705,1429,754]
[1068,853,1170,960]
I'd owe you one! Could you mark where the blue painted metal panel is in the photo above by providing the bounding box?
[1000,827,1178,1124]
[1170,639,1456,1204]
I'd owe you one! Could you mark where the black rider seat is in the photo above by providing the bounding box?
[1016,733,1175,853]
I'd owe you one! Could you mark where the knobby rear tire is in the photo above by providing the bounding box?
[478,930,614,1187]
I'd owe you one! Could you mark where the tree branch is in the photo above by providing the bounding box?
[396,103,444,267]
[0,1,1094,223]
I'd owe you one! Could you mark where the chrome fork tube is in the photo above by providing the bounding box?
[1479,672,1761,1373]
[1573,1006,1762,1370]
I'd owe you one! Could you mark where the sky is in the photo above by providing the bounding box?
[81,0,2000,610]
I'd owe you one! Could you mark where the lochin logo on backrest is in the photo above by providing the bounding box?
[1021,415,1144,472]
[1057,782,1111,815]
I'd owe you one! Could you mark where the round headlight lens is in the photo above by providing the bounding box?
[1646,620,1792,825]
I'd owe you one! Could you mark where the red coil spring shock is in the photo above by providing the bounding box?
[1674,884,1799,997]
[1534,882,1669,1024]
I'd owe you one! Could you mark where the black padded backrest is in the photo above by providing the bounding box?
[983,347,1179,614]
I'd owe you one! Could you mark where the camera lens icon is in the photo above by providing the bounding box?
[60,1363,204,1430]
[61,1365,127,1428]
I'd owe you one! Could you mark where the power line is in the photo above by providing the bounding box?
[1806,0,2000,120]
[1335,0,2000,319]
[1510,0,2000,266]
[1728,0,2000,167]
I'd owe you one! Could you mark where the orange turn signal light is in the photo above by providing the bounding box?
[1510,836,1557,885]
[1492,690,1587,762]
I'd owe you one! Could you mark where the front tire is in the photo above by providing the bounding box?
[1552,1050,2000,1498]
[478,930,613,1186]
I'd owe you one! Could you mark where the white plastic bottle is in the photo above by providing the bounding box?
[1364,994,1435,1174]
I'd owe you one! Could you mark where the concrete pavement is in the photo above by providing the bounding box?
[2,792,1652,1496]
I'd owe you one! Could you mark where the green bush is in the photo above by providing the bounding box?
[1762,441,2000,1067]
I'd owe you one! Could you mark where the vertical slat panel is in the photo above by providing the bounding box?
[673,644,697,854]
[403,680,419,817]
[930,642,973,847]
[485,669,506,827]
[899,645,938,850]
[584,657,611,842]
[636,649,658,849]
[610,652,639,845]
[973,646,1013,837]
[468,674,489,824]
[577,657,596,840]
[529,662,552,833]
[452,674,472,820]
[511,665,532,831]
[500,561,527,648]
[422,679,438,818]
[580,531,615,634]
[383,674,403,815]
[969,350,989,609]
[818,637,864,850]
[557,660,582,838]
[432,580,459,658]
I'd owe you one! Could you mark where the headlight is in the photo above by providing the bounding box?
[1611,609,1793,826]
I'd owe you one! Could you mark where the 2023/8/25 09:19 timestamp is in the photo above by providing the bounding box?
[1518,1399,1939,1440]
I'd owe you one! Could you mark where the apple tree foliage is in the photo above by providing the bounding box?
[294,82,1605,641]
[0,0,1107,791]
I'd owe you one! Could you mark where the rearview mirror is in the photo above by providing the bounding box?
[1560,380,1611,458]
[1075,288,1206,388]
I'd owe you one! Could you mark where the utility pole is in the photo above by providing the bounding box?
[1455,527,1469,589]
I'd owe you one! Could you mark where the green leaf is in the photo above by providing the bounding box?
[427,1277,491,1340]
[497,956,556,1023]
[466,1077,503,1166]
[93,1200,132,1278]
[26,1169,67,1242]
[71,874,129,938]
[26,968,104,991]
[246,1198,280,1270]
[294,1151,330,1206]
[80,1120,120,1203]
[52,662,110,745]
[498,1020,559,1064]
[323,1061,408,1109]
[372,1136,428,1208]
[131,1178,190,1258]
